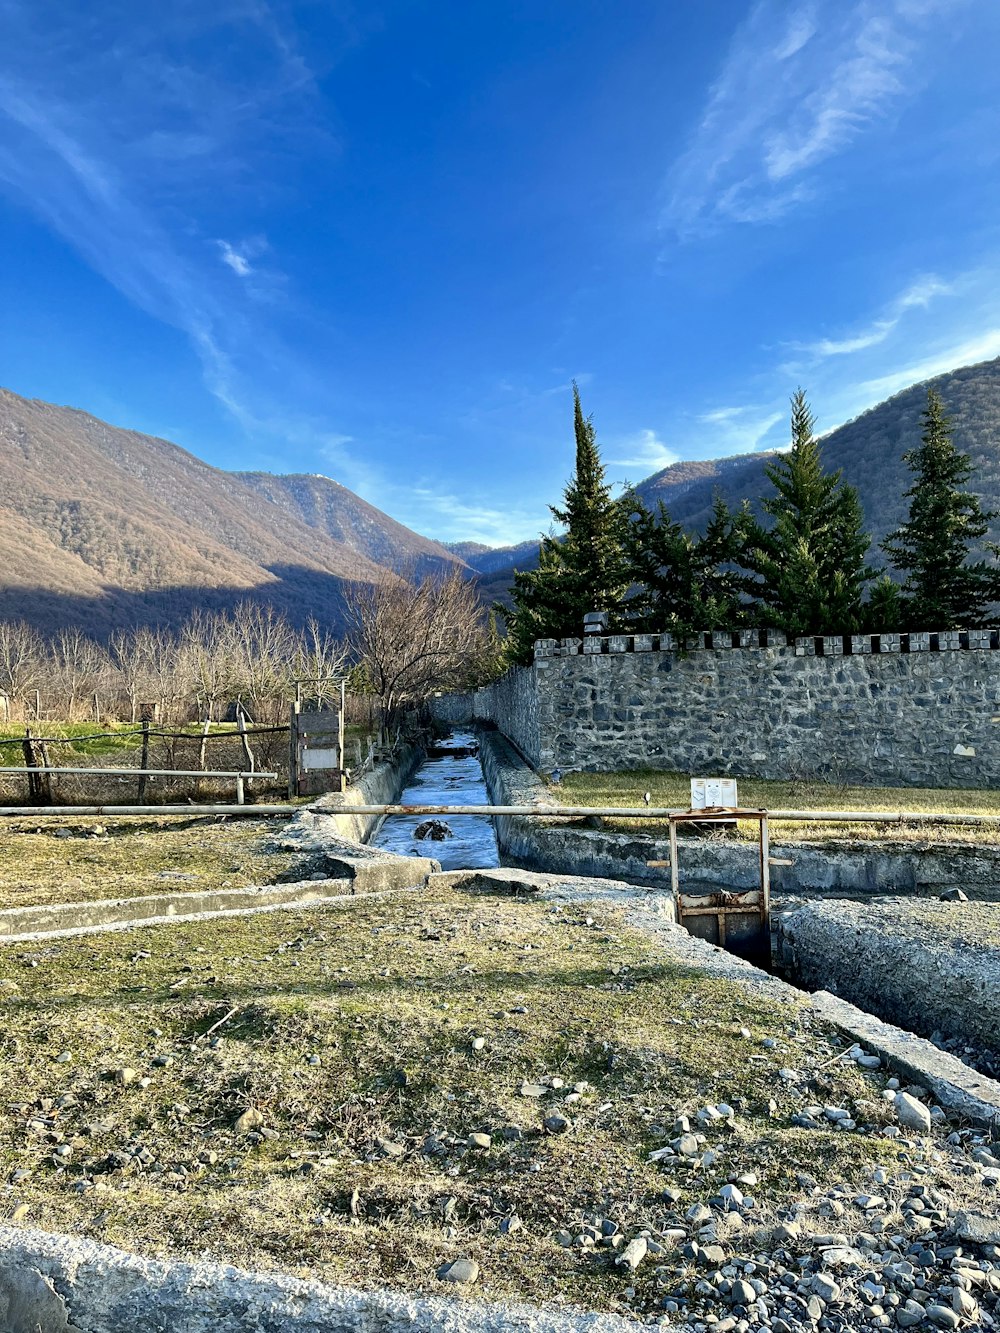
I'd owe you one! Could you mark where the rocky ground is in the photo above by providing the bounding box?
[0,876,998,1327]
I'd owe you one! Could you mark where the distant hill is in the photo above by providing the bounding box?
[236,471,465,580]
[477,356,1000,594]
[635,357,1000,543]
[0,389,431,635]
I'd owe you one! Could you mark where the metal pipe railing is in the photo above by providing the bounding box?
[320,802,1000,828]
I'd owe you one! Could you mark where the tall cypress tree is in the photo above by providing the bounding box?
[746,389,873,636]
[501,384,630,664]
[882,388,1000,627]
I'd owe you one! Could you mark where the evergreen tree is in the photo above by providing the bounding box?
[745,389,873,636]
[881,388,1000,627]
[625,493,755,635]
[501,385,630,664]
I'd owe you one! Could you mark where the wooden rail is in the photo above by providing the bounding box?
[0,768,278,805]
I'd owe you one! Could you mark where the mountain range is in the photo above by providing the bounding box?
[2,356,1000,635]
[471,356,1000,592]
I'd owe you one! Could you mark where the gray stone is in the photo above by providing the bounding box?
[437,1258,479,1284]
[0,1266,79,1333]
[895,1092,932,1133]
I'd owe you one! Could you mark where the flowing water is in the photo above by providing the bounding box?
[370,730,500,871]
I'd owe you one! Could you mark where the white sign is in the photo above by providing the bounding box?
[690,777,738,810]
[302,747,340,772]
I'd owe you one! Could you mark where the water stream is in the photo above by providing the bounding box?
[370,730,500,871]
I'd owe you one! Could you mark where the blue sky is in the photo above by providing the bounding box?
[1,0,999,546]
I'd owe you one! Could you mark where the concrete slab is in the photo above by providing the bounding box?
[0,1225,651,1333]
[811,989,1000,1128]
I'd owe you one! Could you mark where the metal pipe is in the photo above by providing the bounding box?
[318,802,1000,827]
[0,768,278,778]
[0,805,297,817]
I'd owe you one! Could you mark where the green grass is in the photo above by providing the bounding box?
[0,816,300,909]
[554,770,1000,844]
[0,882,986,1316]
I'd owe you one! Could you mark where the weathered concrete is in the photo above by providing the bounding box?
[429,866,676,921]
[775,897,1000,1057]
[0,886,421,946]
[475,636,1000,787]
[478,730,1000,897]
[308,742,425,844]
[0,1225,649,1333]
[811,990,1000,1129]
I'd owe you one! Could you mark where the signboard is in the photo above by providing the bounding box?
[690,777,738,810]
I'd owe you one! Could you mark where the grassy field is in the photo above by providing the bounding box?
[554,770,1000,844]
[0,816,301,910]
[1,879,972,1318]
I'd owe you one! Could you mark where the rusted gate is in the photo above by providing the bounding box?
[655,809,773,963]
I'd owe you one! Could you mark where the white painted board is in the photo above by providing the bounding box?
[690,777,738,809]
[302,747,340,771]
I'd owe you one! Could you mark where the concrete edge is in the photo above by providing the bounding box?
[0,1223,650,1333]
[811,989,1000,1128]
[0,886,421,945]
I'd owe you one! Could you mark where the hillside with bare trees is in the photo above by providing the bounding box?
[0,389,467,635]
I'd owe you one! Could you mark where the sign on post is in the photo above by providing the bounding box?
[690,777,738,809]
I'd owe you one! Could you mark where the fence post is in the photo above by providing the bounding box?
[138,720,150,804]
[22,729,40,804]
[288,701,300,799]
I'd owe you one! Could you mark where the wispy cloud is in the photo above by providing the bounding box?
[693,405,785,455]
[789,275,953,360]
[664,0,964,239]
[0,1,333,436]
[606,429,679,472]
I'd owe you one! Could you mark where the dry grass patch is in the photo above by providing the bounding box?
[0,883,986,1317]
[0,816,300,909]
[555,770,1000,845]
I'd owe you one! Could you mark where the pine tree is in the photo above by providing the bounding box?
[625,493,755,635]
[501,385,631,664]
[881,388,1000,627]
[746,389,873,636]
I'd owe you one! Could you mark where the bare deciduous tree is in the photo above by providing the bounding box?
[344,568,492,726]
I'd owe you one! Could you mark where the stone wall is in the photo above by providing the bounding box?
[474,665,540,766]
[503,629,1000,787]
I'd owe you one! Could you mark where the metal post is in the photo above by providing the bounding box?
[338,679,346,792]
[668,818,680,907]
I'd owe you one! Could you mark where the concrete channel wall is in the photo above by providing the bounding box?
[477,730,1000,898]
[774,898,1000,1057]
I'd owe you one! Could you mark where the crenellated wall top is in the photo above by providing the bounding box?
[533,627,1000,661]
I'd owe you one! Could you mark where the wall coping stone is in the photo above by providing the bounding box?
[534,628,1000,660]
